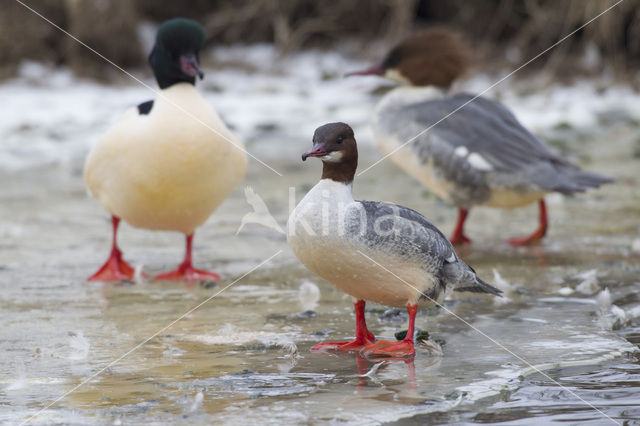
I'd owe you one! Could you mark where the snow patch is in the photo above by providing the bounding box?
[4,46,640,173]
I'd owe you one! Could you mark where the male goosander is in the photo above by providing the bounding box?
[348,28,614,245]
[84,18,247,282]
[287,123,501,357]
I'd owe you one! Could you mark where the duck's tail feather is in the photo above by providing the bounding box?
[551,168,614,195]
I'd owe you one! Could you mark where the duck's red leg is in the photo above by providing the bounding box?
[449,208,471,245]
[88,216,135,282]
[508,199,548,246]
[312,300,376,352]
[155,233,220,282]
[362,303,417,358]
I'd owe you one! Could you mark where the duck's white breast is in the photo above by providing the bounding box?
[84,83,248,234]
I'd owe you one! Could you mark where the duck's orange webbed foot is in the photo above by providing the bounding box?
[155,233,220,283]
[363,303,418,358]
[89,216,137,282]
[507,229,545,246]
[155,262,220,282]
[88,247,135,282]
[311,335,375,353]
[311,299,375,353]
[508,199,548,246]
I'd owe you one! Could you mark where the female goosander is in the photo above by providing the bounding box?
[287,122,501,357]
[348,28,613,245]
[84,18,247,282]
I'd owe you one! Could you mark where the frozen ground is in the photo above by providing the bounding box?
[1,46,640,425]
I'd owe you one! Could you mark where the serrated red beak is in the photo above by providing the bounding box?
[302,143,328,161]
[180,53,204,79]
[345,63,385,77]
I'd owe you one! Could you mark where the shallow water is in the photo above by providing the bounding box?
[1,55,640,425]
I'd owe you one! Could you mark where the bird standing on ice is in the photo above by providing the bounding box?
[84,18,247,282]
[287,123,501,357]
[347,28,613,245]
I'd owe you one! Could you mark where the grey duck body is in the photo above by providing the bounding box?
[374,87,614,209]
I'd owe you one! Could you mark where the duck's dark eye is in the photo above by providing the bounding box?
[336,136,344,144]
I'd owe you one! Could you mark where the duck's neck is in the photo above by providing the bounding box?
[158,78,196,90]
[320,157,357,186]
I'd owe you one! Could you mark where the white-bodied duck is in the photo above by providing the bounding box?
[84,18,247,282]
[348,28,613,245]
[288,122,501,357]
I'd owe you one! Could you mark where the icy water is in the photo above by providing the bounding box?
[1,51,640,425]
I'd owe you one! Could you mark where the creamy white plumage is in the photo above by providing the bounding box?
[85,83,247,235]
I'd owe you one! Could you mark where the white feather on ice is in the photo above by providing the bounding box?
[575,269,600,295]
[492,269,513,304]
[298,280,320,311]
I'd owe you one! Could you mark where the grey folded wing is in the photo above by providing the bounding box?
[345,201,500,296]
[379,94,612,194]
[345,200,457,271]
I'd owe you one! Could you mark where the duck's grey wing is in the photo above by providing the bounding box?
[347,201,501,296]
[382,94,613,194]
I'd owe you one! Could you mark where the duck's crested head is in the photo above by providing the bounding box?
[303,122,358,184]
[149,18,205,89]
[347,27,474,89]
[303,122,356,162]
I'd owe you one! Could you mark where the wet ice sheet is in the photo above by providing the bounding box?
[1,145,639,425]
[1,172,638,425]
[201,301,637,424]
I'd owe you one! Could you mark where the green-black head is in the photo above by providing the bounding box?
[148,18,205,89]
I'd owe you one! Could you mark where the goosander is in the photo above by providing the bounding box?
[348,28,614,245]
[84,18,247,282]
[287,122,501,357]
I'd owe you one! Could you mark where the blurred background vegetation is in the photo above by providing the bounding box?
[2,0,639,81]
